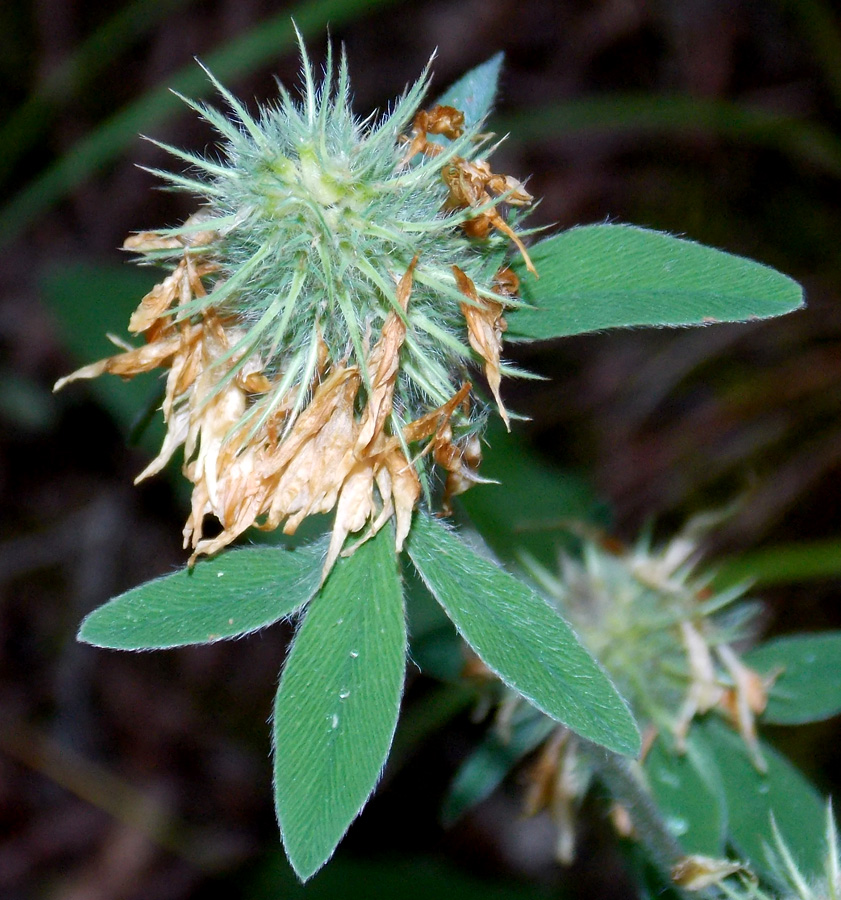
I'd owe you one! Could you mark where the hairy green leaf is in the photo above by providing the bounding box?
[407,512,640,756]
[745,632,841,725]
[433,53,503,128]
[644,732,726,857]
[507,225,803,340]
[273,527,405,881]
[79,540,327,649]
[699,717,825,880]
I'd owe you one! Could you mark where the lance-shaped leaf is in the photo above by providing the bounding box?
[433,52,503,128]
[744,632,841,725]
[699,717,826,880]
[274,526,405,881]
[78,539,328,649]
[407,512,640,756]
[644,731,727,857]
[507,224,804,341]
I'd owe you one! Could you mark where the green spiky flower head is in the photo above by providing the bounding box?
[56,35,535,575]
[530,519,766,754]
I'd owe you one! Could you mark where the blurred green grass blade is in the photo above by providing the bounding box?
[714,538,841,587]
[0,0,407,247]
[248,852,554,900]
[507,225,803,341]
[0,372,57,432]
[780,0,841,110]
[699,717,826,880]
[79,540,327,649]
[407,511,640,757]
[744,632,841,725]
[0,0,193,184]
[493,94,841,178]
[273,526,405,881]
[389,682,478,768]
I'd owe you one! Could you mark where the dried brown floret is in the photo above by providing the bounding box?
[453,265,510,429]
[400,104,466,162]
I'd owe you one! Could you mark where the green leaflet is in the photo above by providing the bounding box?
[442,707,557,824]
[433,53,504,129]
[506,224,804,340]
[273,526,405,881]
[78,540,327,649]
[644,732,727,857]
[43,262,162,444]
[406,512,640,757]
[699,717,826,880]
[744,632,841,725]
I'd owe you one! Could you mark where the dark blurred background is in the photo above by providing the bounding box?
[2,1,841,898]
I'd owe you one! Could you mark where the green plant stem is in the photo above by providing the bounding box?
[578,740,709,896]
[0,0,407,248]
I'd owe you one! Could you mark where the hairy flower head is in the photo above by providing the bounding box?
[467,516,775,863]
[526,518,772,763]
[55,38,535,576]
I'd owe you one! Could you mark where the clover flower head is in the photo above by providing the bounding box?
[472,517,776,863]
[55,34,535,576]
[530,520,771,760]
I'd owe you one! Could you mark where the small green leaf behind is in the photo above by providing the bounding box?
[273,526,405,881]
[79,540,327,649]
[442,706,556,824]
[507,225,804,341]
[42,262,163,446]
[407,512,640,757]
[698,717,826,880]
[249,850,555,900]
[433,53,503,128]
[404,560,465,682]
[744,632,841,725]
[644,732,727,857]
